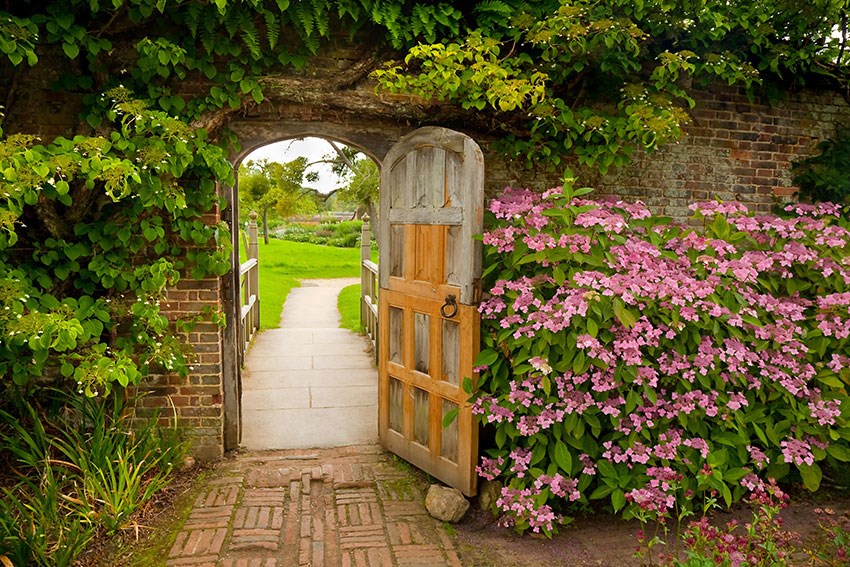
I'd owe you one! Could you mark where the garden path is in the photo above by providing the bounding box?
[241,278,378,450]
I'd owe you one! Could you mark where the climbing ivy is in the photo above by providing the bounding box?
[0,0,470,397]
[374,0,850,174]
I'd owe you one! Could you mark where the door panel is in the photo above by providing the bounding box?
[378,128,483,497]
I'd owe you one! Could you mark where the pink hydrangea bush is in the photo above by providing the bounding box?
[474,183,850,535]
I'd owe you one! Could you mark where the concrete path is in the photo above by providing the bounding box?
[241,278,378,450]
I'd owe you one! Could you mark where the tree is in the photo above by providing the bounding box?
[333,156,380,219]
[239,158,320,244]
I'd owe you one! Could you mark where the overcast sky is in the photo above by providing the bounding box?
[244,137,342,194]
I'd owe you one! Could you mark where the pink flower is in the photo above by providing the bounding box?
[780,437,814,467]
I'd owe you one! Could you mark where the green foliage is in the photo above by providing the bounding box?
[239,158,321,234]
[277,219,365,248]
[0,391,187,566]
[374,0,850,174]
[793,126,850,207]
[0,95,232,396]
[332,155,380,214]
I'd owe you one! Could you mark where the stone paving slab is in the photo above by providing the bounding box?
[242,369,377,390]
[241,407,378,450]
[166,446,462,567]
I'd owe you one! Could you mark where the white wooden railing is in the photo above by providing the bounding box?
[360,216,378,358]
[239,211,260,361]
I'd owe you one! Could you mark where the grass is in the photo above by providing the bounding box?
[242,239,375,330]
[338,284,362,333]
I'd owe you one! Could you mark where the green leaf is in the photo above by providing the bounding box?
[553,265,566,285]
[441,407,458,428]
[474,348,499,367]
[596,459,617,480]
[589,484,615,499]
[827,443,850,462]
[799,463,822,491]
[554,441,572,474]
[63,42,80,59]
[612,298,637,328]
[611,489,626,512]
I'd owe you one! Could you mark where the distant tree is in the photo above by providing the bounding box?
[330,156,380,219]
[238,158,319,244]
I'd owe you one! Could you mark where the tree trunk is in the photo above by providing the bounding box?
[263,207,269,245]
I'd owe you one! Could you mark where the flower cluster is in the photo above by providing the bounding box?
[475,184,850,535]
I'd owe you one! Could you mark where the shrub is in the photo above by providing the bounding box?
[474,183,850,535]
[792,127,850,207]
[275,220,365,248]
[0,391,187,566]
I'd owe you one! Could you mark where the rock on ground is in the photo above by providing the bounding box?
[425,484,470,523]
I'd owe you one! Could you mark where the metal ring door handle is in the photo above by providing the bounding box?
[440,294,458,318]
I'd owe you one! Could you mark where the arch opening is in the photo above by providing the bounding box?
[223,133,384,451]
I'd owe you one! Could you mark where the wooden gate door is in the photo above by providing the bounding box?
[378,127,484,496]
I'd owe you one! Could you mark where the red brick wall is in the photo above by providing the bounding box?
[484,85,850,218]
[135,277,225,461]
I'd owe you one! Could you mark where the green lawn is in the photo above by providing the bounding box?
[242,239,374,330]
[337,284,363,333]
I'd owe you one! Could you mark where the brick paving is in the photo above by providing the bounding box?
[166,446,463,567]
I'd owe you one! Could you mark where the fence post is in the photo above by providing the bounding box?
[360,214,371,329]
[248,212,259,334]
[248,211,259,261]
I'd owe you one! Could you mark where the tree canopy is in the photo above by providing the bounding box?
[239,157,320,242]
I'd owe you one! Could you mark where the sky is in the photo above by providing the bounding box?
[243,137,345,194]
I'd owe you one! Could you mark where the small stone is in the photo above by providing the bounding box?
[477,480,502,514]
[425,484,469,523]
[179,455,196,472]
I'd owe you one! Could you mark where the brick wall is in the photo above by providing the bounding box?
[135,277,225,461]
[483,85,850,218]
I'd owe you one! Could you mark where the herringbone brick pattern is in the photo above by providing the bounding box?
[166,445,461,566]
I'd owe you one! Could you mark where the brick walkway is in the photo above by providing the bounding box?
[166,446,462,567]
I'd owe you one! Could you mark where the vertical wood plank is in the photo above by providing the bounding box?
[389,377,403,433]
[390,224,404,278]
[413,312,430,375]
[445,225,460,287]
[441,399,459,463]
[403,224,416,281]
[441,319,460,385]
[413,387,430,447]
[402,300,415,442]
[405,150,420,207]
[389,306,403,364]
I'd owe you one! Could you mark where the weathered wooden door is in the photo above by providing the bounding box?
[378,127,484,496]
